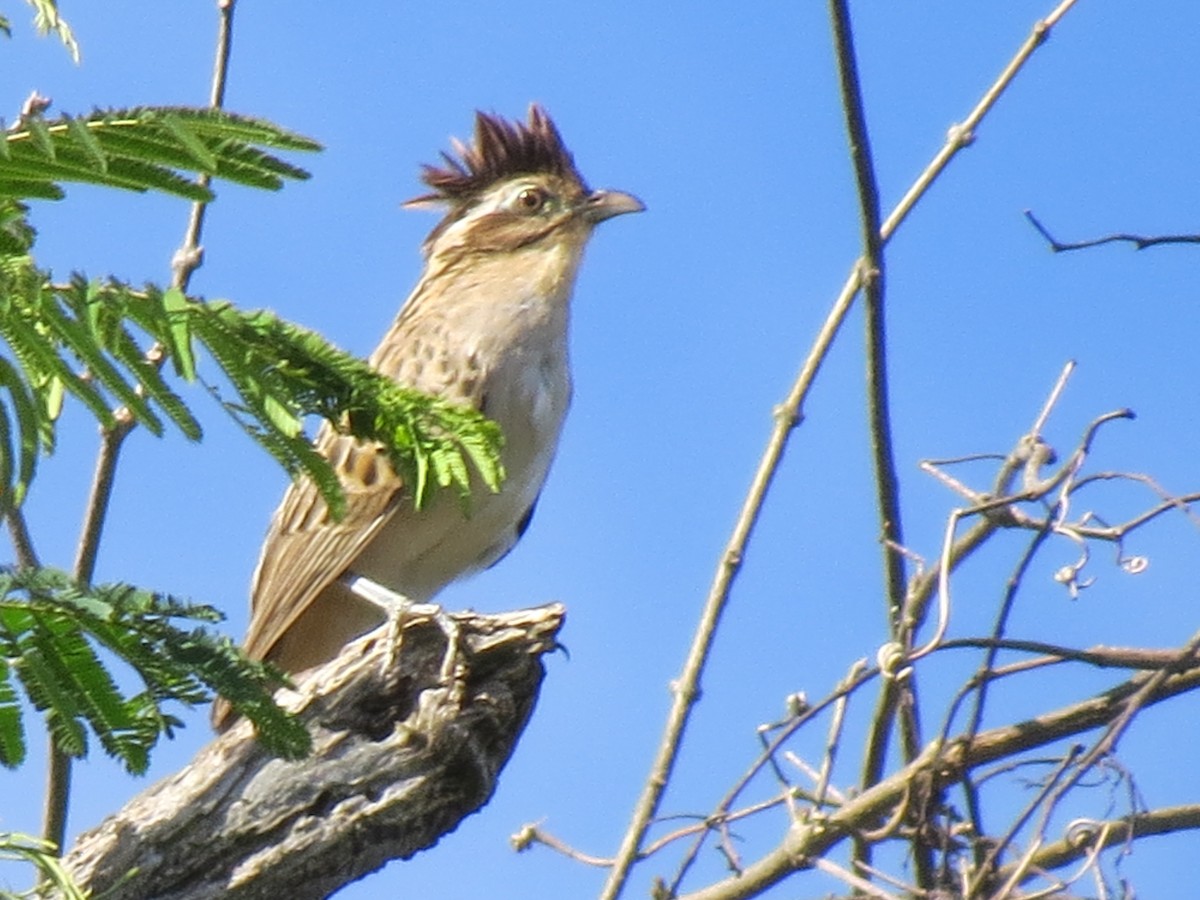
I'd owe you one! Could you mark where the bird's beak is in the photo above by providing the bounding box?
[583,189,646,223]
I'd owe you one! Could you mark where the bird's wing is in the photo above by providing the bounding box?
[241,300,492,665]
[241,425,406,664]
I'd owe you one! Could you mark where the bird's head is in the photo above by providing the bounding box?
[406,105,644,264]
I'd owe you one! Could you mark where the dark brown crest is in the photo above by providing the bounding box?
[410,105,586,205]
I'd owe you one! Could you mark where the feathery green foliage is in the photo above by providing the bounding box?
[0,102,503,515]
[188,299,506,515]
[0,266,505,518]
[0,566,310,767]
[0,101,505,780]
[0,107,320,202]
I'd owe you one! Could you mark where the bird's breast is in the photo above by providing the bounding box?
[352,331,571,602]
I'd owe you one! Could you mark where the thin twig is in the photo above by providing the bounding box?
[975,633,1200,895]
[879,0,1080,241]
[72,409,132,585]
[1025,209,1200,253]
[5,507,40,569]
[966,743,1083,894]
[811,856,904,899]
[172,0,236,292]
[1032,360,1075,436]
[963,526,1053,743]
[829,4,923,882]
[865,363,1077,882]
[828,0,906,636]
[814,660,863,812]
[665,661,878,896]
[509,824,613,868]
[936,638,1190,672]
[647,793,799,861]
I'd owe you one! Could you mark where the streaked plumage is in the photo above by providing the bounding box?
[213,106,642,730]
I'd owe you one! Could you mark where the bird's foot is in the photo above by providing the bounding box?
[340,574,463,684]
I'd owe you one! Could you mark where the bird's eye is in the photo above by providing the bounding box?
[515,187,546,212]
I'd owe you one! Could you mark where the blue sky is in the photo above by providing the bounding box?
[2,2,1199,897]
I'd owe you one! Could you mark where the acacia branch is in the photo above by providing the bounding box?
[5,507,40,569]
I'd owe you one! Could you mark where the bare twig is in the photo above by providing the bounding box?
[510,824,613,868]
[5,507,40,569]
[829,3,924,882]
[1026,209,1200,253]
[784,752,848,806]
[1032,359,1076,436]
[936,638,1191,672]
[828,0,905,636]
[171,0,236,292]
[814,660,863,812]
[881,0,1081,241]
[962,526,1053,742]
[908,373,1134,656]
[645,793,800,864]
[664,661,878,896]
[71,408,133,585]
[811,856,904,899]
[966,743,1084,894]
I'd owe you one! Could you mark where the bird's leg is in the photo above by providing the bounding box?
[339,573,463,684]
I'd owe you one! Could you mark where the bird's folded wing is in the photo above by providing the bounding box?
[242,427,405,664]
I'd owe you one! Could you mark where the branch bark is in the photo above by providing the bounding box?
[60,603,564,900]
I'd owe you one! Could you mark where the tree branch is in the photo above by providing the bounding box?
[996,803,1200,886]
[60,604,563,900]
[677,656,1200,900]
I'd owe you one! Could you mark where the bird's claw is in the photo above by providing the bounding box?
[340,574,463,686]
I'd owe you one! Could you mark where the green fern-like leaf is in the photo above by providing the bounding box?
[187,299,506,515]
[0,661,25,768]
[0,106,320,202]
[0,567,312,769]
[159,111,218,170]
[0,356,39,510]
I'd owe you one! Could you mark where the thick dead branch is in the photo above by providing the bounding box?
[60,603,564,900]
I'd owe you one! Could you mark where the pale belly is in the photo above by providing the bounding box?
[351,348,570,602]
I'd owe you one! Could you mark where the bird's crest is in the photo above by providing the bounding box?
[408,105,585,206]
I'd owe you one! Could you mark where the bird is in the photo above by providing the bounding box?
[212,105,643,730]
